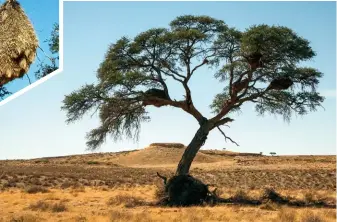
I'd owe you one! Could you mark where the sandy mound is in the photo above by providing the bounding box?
[112,145,223,166]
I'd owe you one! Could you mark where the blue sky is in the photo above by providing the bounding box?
[0,1,335,160]
[1,0,59,98]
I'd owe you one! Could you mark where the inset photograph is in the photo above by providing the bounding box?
[0,0,59,101]
[0,1,335,222]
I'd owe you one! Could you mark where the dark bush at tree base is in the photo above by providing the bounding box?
[158,174,213,206]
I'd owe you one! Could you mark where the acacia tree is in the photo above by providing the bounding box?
[62,15,324,176]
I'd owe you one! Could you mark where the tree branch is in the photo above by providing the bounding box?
[160,69,184,83]
[212,117,234,129]
[189,53,216,78]
[217,126,239,146]
[237,87,270,104]
[237,73,268,99]
[229,57,235,96]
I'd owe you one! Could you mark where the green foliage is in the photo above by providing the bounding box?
[62,15,228,150]
[210,89,241,114]
[0,86,11,100]
[62,15,324,150]
[35,23,59,79]
[255,91,324,122]
[49,23,59,54]
[241,25,315,63]
[211,25,323,122]
[62,84,149,150]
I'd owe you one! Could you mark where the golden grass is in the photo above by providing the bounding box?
[0,187,335,222]
[0,146,335,221]
[107,194,147,208]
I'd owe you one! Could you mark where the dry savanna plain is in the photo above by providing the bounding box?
[0,143,336,222]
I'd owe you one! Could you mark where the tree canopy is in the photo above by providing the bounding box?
[62,15,324,152]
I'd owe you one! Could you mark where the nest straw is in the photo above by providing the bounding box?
[0,0,38,86]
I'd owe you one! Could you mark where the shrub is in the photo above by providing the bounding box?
[51,202,67,212]
[9,214,40,222]
[60,181,73,189]
[232,189,250,202]
[28,200,67,213]
[86,161,99,165]
[25,186,49,194]
[304,192,315,203]
[28,200,50,211]
[34,159,49,164]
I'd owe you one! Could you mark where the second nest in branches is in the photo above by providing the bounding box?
[267,77,293,90]
[142,88,169,107]
[0,0,38,86]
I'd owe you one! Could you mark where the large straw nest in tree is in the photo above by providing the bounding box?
[0,0,38,86]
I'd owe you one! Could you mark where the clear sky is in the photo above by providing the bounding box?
[1,0,59,98]
[0,1,335,160]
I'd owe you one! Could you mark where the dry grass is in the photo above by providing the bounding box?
[28,200,67,213]
[8,214,40,222]
[301,210,326,222]
[1,158,334,191]
[274,208,333,222]
[0,187,335,222]
[0,146,335,221]
[276,208,297,222]
[259,202,278,211]
[107,194,147,208]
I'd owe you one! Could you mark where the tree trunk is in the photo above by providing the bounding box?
[176,122,210,175]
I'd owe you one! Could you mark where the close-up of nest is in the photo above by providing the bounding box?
[0,0,38,86]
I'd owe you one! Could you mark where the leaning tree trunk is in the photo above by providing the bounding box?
[176,121,211,175]
[156,120,219,206]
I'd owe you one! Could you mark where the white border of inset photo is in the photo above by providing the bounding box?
[0,0,64,107]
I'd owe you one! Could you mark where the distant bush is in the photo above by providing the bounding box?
[149,143,185,148]
[232,189,250,203]
[28,200,50,211]
[86,161,100,165]
[304,192,315,203]
[51,202,67,212]
[28,200,67,213]
[25,186,49,194]
[34,159,49,164]
[60,181,73,189]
